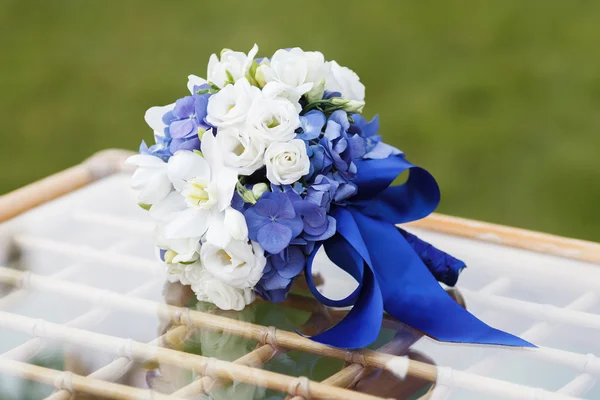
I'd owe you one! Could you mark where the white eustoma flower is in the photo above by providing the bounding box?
[126,154,172,205]
[191,267,256,311]
[217,126,266,175]
[325,60,365,101]
[257,48,328,98]
[149,133,240,244]
[207,44,258,88]
[264,139,310,185]
[201,239,265,289]
[206,78,261,128]
[246,95,300,144]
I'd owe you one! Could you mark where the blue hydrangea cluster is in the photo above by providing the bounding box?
[243,108,398,301]
[140,91,212,161]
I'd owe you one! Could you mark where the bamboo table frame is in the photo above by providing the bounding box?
[0,149,598,400]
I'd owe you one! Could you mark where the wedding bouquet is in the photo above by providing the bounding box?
[128,45,531,349]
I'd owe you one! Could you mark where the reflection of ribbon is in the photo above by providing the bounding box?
[305,155,534,349]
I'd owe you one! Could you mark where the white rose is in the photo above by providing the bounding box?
[207,44,258,88]
[264,139,310,185]
[325,60,365,101]
[126,154,172,205]
[206,78,261,128]
[217,126,266,175]
[200,240,266,289]
[192,269,255,311]
[246,95,300,144]
[257,48,328,97]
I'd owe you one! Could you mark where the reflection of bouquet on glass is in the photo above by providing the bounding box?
[128,45,532,349]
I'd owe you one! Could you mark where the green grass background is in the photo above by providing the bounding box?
[1,1,599,241]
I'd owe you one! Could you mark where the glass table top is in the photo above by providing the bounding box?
[0,172,598,400]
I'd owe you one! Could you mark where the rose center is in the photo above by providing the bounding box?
[266,117,280,129]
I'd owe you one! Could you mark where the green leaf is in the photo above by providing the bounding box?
[138,203,151,211]
[225,69,235,85]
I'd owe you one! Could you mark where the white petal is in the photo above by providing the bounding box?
[149,191,186,221]
[144,104,175,132]
[205,212,230,248]
[163,208,210,239]
[243,44,259,74]
[224,207,248,241]
[167,151,211,192]
[187,74,207,95]
[201,131,238,211]
[126,154,165,167]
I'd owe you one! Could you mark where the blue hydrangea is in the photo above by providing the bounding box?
[349,114,402,159]
[320,110,366,180]
[244,191,304,254]
[140,93,212,160]
[254,246,306,301]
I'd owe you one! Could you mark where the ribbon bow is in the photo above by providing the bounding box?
[304,155,534,349]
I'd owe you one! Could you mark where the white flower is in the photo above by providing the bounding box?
[149,133,239,243]
[246,95,300,144]
[206,79,260,128]
[201,240,266,289]
[325,60,365,101]
[155,228,201,264]
[217,126,265,175]
[264,139,310,185]
[262,81,303,113]
[126,154,172,205]
[257,48,328,98]
[191,267,255,311]
[181,262,205,286]
[207,44,258,88]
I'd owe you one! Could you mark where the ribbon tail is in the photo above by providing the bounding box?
[302,208,384,349]
[351,210,534,347]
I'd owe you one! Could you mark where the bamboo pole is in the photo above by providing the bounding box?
[0,358,183,400]
[406,213,600,265]
[0,149,134,223]
[172,344,279,397]
[0,266,586,400]
[0,311,386,400]
[45,325,189,400]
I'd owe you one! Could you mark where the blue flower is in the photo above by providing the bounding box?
[296,110,326,141]
[165,94,211,153]
[294,198,336,242]
[139,139,172,161]
[255,246,306,302]
[349,114,402,159]
[306,174,339,211]
[244,192,304,254]
[319,110,366,181]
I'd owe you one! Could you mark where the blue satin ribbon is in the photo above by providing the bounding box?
[304,155,534,349]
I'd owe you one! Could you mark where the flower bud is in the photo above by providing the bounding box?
[252,183,269,199]
[306,78,326,103]
[254,60,270,88]
[331,98,365,114]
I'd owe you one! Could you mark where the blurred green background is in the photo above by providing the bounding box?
[1,1,599,241]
